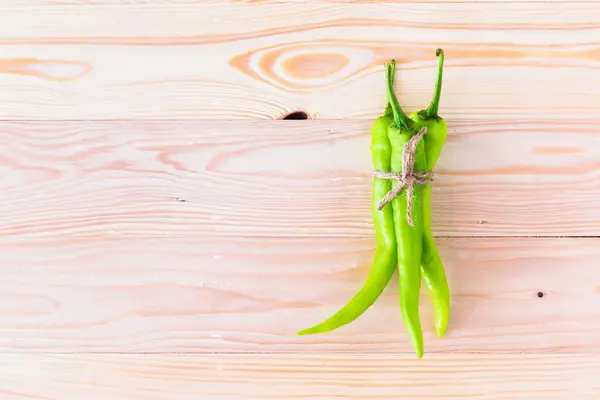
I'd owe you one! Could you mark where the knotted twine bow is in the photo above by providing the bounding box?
[373,127,433,227]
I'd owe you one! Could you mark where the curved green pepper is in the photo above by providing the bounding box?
[409,49,451,338]
[296,66,398,336]
[386,60,425,358]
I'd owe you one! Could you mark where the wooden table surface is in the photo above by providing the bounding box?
[2,1,599,399]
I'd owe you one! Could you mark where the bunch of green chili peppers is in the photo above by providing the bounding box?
[297,49,450,359]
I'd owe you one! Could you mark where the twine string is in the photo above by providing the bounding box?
[373,127,432,227]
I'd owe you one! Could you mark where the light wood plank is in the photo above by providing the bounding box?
[0,3,599,119]
[1,120,599,238]
[0,353,598,399]
[0,236,599,353]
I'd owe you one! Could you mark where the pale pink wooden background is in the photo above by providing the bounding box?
[1,2,599,399]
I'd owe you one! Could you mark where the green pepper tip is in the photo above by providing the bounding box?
[436,326,445,339]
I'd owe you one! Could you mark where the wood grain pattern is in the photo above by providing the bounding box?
[2,120,599,238]
[2,2,599,397]
[1,236,599,353]
[1,3,599,119]
[0,353,598,399]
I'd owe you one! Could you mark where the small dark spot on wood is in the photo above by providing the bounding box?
[174,197,186,203]
[282,111,308,120]
[537,291,544,298]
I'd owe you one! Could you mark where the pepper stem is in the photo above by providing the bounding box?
[424,48,444,119]
[385,60,413,131]
[384,103,392,117]
[383,61,395,118]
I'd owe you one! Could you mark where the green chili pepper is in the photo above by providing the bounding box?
[296,68,398,336]
[385,60,425,358]
[409,49,451,338]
